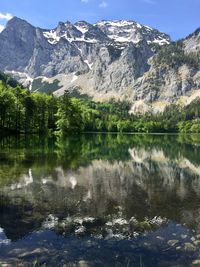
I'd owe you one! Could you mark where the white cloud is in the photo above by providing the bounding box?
[0,25,5,32]
[81,0,89,3]
[143,0,156,4]
[99,1,108,8]
[0,12,13,21]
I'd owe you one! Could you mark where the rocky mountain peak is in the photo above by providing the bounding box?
[96,19,171,45]
[55,21,82,39]
[6,16,30,27]
[39,19,171,46]
[4,16,35,36]
[0,17,199,108]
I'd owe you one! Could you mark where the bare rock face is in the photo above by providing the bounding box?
[184,28,200,53]
[0,17,36,72]
[0,16,199,106]
[130,30,200,106]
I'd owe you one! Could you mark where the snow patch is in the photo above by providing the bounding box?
[42,20,169,46]
[96,20,169,45]
[145,25,153,31]
[96,20,143,43]
[75,25,88,34]
[136,23,142,29]
[97,20,135,27]
[84,60,93,70]
[151,38,170,45]
[43,30,60,44]
[43,29,98,44]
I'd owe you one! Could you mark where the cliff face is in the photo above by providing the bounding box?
[0,17,199,110]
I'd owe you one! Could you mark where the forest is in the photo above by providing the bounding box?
[0,74,200,135]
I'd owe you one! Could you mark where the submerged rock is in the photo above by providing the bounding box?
[78,260,89,267]
[192,259,200,265]
[181,234,187,239]
[194,240,200,245]
[184,243,196,252]
[168,240,179,247]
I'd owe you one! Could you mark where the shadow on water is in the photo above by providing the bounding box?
[0,133,200,266]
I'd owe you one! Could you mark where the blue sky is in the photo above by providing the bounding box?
[0,0,199,40]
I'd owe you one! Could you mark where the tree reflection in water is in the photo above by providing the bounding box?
[0,133,200,266]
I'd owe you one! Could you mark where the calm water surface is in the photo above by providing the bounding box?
[0,134,200,266]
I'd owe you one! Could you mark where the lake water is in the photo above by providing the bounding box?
[0,134,200,266]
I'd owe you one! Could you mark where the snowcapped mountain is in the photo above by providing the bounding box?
[96,20,170,45]
[0,16,199,111]
[41,19,170,46]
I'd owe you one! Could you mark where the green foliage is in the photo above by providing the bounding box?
[153,41,200,69]
[178,119,200,133]
[0,81,58,134]
[56,93,84,135]
[32,78,62,94]
[0,73,200,135]
[66,87,92,100]
[0,71,22,88]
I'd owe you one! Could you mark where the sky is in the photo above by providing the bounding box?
[0,0,199,40]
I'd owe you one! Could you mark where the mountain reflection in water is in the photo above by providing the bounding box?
[0,134,200,266]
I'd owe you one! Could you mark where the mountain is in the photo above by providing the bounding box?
[0,17,199,112]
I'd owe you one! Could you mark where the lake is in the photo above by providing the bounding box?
[0,133,200,266]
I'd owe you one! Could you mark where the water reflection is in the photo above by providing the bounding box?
[0,134,200,265]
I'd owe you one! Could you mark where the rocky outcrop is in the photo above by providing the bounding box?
[184,28,200,53]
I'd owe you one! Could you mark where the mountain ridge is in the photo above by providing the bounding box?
[0,16,199,113]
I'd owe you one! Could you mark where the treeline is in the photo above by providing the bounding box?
[0,81,57,134]
[0,78,200,135]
